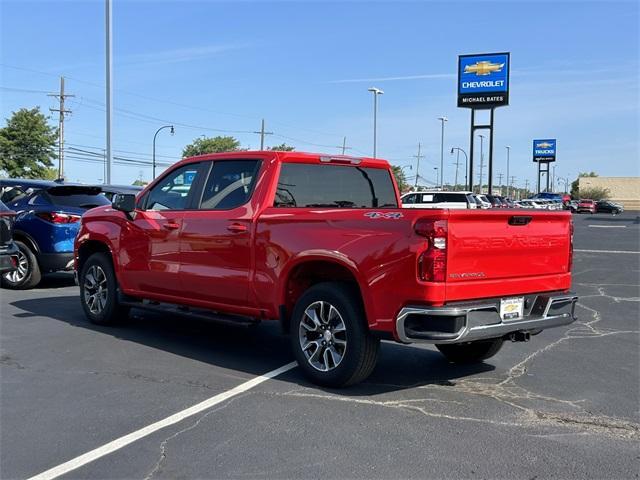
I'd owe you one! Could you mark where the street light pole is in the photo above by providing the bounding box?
[152,125,174,179]
[434,167,439,186]
[368,87,383,158]
[105,0,113,184]
[505,146,511,198]
[450,147,468,190]
[478,134,485,194]
[438,116,447,188]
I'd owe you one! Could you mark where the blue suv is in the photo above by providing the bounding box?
[0,179,110,289]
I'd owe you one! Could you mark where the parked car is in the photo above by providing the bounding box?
[476,194,492,209]
[577,199,597,214]
[401,191,477,209]
[94,184,143,202]
[76,151,577,387]
[565,200,579,213]
[0,179,111,289]
[502,197,519,208]
[485,195,508,208]
[595,200,624,214]
[0,200,19,276]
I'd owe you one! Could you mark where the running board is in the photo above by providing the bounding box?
[119,297,260,328]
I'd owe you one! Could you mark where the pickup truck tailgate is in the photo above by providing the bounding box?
[445,210,572,301]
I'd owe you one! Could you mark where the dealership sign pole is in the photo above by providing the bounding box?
[532,138,557,193]
[458,52,510,194]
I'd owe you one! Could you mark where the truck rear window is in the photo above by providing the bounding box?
[274,163,398,208]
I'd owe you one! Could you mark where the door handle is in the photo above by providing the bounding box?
[163,222,180,230]
[227,223,248,233]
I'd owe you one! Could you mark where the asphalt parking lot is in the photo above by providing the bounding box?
[2,211,639,480]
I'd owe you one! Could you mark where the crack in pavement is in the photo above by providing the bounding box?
[0,354,26,370]
[144,394,248,480]
[281,288,640,441]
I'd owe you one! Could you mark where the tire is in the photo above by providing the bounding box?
[436,338,504,364]
[1,241,41,289]
[79,252,129,325]
[290,282,379,388]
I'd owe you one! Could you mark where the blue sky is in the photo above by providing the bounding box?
[1,0,638,188]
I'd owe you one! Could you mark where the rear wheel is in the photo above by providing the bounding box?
[1,241,41,289]
[290,282,379,387]
[436,338,504,364]
[79,252,129,325]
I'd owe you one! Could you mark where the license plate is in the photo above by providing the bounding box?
[500,297,524,321]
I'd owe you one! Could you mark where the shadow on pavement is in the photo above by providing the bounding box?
[10,293,494,396]
[574,213,640,224]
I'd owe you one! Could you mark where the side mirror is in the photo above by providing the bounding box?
[112,193,136,214]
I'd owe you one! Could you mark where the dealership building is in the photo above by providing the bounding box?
[579,177,640,210]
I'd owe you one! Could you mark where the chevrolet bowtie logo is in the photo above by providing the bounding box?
[464,61,505,76]
[536,142,553,148]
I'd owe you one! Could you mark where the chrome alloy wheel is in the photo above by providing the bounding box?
[83,265,108,314]
[3,249,28,283]
[298,301,347,372]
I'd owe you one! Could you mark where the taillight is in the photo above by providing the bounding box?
[568,219,574,272]
[36,212,81,224]
[415,218,448,282]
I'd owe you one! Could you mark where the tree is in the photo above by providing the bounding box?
[132,179,148,187]
[268,143,295,151]
[571,171,598,198]
[577,187,610,201]
[391,165,409,193]
[182,136,241,158]
[0,107,58,179]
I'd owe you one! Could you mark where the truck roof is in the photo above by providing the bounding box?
[181,150,391,169]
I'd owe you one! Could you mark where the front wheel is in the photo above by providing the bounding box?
[79,252,129,325]
[436,338,504,364]
[290,282,379,387]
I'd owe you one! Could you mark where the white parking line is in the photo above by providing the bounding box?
[588,225,627,228]
[575,249,640,254]
[28,361,297,480]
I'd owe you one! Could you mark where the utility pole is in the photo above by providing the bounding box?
[497,173,504,195]
[524,178,530,198]
[48,77,74,180]
[338,136,352,155]
[413,142,425,188]
[509,176,516,196]
[254,119,273,150]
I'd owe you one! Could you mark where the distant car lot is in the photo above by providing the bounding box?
[1,212,638,479]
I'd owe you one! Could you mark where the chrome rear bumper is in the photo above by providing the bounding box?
[396,293,578,344]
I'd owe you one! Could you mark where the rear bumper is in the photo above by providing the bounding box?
[395,292,578,344]
[38,252,74,273]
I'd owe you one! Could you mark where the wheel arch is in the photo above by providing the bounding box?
[76,239,115,277]
[12,229,39,253]
[278,253,372,334]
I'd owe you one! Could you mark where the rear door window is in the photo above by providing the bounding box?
[274,163,397,208]
[199,160,261,210]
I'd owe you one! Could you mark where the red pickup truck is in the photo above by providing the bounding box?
[75,151,577,387]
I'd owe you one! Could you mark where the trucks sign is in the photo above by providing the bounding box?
[458,52,510,108]
[533,139,557,162]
